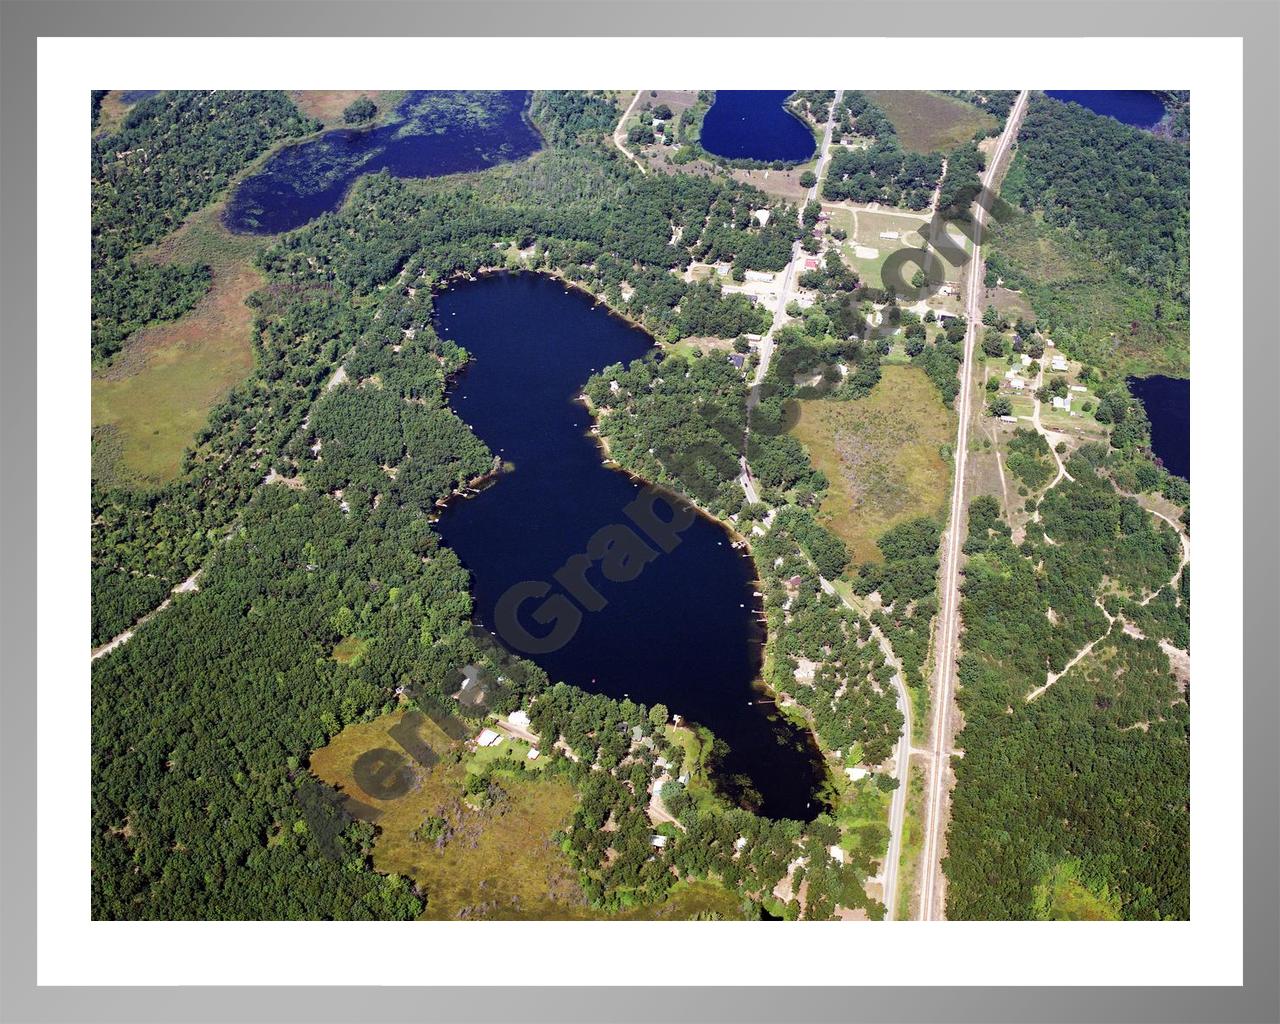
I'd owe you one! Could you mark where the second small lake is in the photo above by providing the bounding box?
[1046,90,1166,128]
[224,90,542,235]
[699,90,816,164]
[1127,374,1190,480]
[434,272,827,821]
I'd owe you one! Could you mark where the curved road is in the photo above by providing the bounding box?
[916,89,1029,922]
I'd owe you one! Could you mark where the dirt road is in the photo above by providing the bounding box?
[612,90,647,174]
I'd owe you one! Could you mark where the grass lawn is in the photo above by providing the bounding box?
[790,365,956,566]
[467,736,545,773]
[863,91,998,155]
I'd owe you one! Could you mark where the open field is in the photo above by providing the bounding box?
[91,192,270,487]
[289,90,401,127]
[310,710,588,921]
[825,204,970,298]
[791,365,955,566]
[92,201,264,486]
[310,710,753,920]
[864,91,998,155]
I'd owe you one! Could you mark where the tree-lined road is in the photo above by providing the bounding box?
[916,89,1029,922]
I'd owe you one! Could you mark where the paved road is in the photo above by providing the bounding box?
[916,89,1029,922]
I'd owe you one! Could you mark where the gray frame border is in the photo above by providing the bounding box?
[1,1,1275,1022]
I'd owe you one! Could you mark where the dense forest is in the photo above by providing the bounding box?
[1002,94,1189,300]
[92,90,897,921]
[944,462,1189,919]
[91,90,319,361]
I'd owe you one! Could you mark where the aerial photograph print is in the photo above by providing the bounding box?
[90,87,1191,923]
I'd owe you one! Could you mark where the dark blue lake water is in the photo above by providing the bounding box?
[224,90,541,235]
[700,90,816,164]
[1127,375,1189,479]
[435,273,825,820]
[1046,91,1166,128]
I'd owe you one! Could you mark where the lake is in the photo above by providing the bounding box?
[699,90,816,164]
[224,90,542,235]
[435,272,826,820]
[1046,91,1166,128]
[1127,374,1190,479]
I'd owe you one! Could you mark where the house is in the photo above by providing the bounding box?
[817,211,830,222]
[1010,378,1025,391]
[1052,395,1071,411]
[828,844,846,865]
[527,747,540,760]
[1070,384,1088,393]
[475,728,501,748]
[677,773,690,785]
[650,834,668,848]
[728,353,745,369]
[753,209,771,228]
[803,258,819,270]
[508,709,531,729]
[1020,353,1032,366]
[744,270,774,283]
[1051,355,1068,372]
[844,766,868,782]
[787,575,804,588]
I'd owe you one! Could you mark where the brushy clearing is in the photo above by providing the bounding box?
[790,366,955,566]
[863,91,998,155]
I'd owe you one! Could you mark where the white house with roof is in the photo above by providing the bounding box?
[1051,355,1068,372]
[475,728,501,748]
[1052,395,1071,411]
[508,709,531,729]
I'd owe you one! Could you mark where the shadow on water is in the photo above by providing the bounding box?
[434,272,827,821]
[224,90,542,235]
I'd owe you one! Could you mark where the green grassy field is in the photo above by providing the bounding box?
[864,91,998,155]
[790,365,956,566]
[91,200,267,487]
